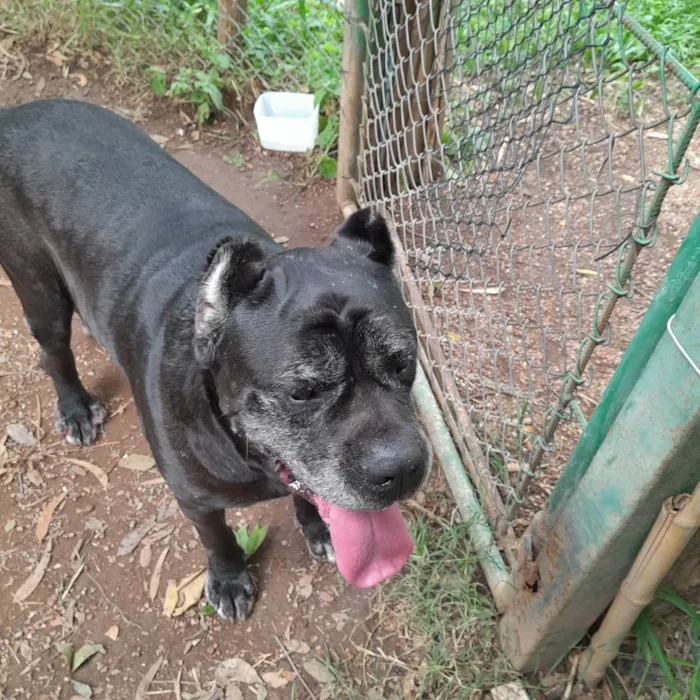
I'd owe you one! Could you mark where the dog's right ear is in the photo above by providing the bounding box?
[194,238,266,367]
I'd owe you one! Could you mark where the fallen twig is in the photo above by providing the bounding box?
[274,635,319,700]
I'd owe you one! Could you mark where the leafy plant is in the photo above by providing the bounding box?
[167,66,227,124]
[234,523,269,559]
[315,111,339,179]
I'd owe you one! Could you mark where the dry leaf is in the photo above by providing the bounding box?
[448,332,462,343]
[171,569,206,617]
[119,454,156,472]
[5,518,17,532]
[15,539,52,602]
[55,641,73,668]
[255,686,268,700]
[262,670,293,689]
[6,422,37,446]
[26,466,44,487]
[84,516,107,538]
[139,542,153,568]
[163,580,178,617]
[149,134,169,146]
[71,680,92,698]
[297,574,313,599]
[225,685,244,700]
[45,53,64,67]
[117,518,156,556]
[135,657,164,700]
[34,76,46,98]
[36,492,67,542]
[215,658,263,686]
[576,269,598,279]
[303,659,334,684]
[71,643,103,672]
[285,639,311,655]
[177,567,207,590]
[470,286,500,295]
[105,625,119,641]
[19,640,32,660]
[65,458,109,489]
[142,524,174,547]
[71,72,89,88]
[150,545,169,600]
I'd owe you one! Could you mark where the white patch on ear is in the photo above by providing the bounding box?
[199,246,232,319]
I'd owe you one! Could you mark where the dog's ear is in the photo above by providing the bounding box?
[332,208,394,267]
[194,238,266,366]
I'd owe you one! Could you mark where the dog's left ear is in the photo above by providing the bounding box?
[194,238,267,366]
[331,208,394,267]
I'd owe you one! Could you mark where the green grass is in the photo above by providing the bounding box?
[604,588,700,699]
[321,512,519,699]
[621,0,700,69]
[1,0,343,171]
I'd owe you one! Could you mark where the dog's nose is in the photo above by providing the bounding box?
[364,436,426,498]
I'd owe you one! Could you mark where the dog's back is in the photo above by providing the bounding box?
[0,99,271,359]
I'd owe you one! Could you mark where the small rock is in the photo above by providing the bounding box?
[490,682,530,700]
[274,236,290,245]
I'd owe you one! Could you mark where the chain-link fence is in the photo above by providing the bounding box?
[353,0,700,550]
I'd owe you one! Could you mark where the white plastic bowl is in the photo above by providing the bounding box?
[253,92,319,153]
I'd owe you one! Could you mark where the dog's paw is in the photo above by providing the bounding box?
[205,568,256,621]
[55,395,107,446]
[302,522,336,564]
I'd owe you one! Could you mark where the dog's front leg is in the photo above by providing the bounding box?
[179,504,255,620]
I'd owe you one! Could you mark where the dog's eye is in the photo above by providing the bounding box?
[394,359,410,375]
[290,386,317,403]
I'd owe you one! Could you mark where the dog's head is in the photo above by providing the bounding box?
[194,208,431,510]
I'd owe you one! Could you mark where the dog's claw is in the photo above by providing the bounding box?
[55,395,107,446]
[205,569,256,621]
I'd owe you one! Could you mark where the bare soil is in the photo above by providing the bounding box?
[0,57,383,700]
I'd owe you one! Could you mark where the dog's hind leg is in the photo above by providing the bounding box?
[0,258,106,446]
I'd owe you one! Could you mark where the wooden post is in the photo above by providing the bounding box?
[217,0,248,47]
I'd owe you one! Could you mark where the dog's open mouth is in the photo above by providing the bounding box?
[275,461,413,588]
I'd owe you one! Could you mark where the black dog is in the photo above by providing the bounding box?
[0,99,431,619]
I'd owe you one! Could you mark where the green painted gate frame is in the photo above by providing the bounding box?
[499,212,700,672]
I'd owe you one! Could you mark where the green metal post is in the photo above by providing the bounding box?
[540,212,700,533]
[500,251,700,672]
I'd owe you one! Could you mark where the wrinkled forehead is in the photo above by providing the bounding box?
[235,250,415,383]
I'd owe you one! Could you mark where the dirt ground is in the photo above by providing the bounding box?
[0,59,387,700]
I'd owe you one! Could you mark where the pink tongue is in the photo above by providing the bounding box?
[312,498,413,588]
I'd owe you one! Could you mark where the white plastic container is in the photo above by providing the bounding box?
[253,92,319,153]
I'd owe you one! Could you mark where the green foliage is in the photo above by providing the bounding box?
[626,589,700,698]
[234,522,269,559]
[167,66,227,124]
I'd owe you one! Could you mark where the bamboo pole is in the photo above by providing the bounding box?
[581,482,700,688]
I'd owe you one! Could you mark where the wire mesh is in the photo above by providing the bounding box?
[214,0,343,108]
[356,0,700,538]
